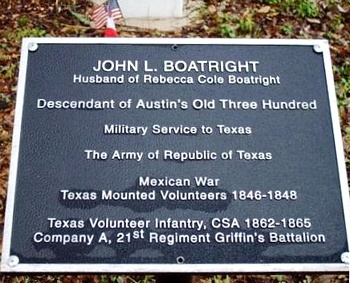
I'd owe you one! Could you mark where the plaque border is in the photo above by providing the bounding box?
[1,38,349,273]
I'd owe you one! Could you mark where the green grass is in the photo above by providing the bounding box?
[281,23,293,35]
[217,9,258,37]
[259,0,320,18]
[4,27,46,43]
[297,0,319,18]
[237,12,256,33]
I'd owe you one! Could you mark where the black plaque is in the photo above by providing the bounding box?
[1,38,350,272]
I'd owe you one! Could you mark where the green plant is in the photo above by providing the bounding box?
[282,23,293,35]
[18,15,29,27]
[0,51,12,61]
[331,14,344,31]
[271,275,288,283]
[219,12,236,23]
[214,275,230,283]
[217,9,258,37]
[0,93,12,104]
[281,0,319,18]
[337,77,350,109]
[127,275,154,283]
[334,61,350,129]
[237,13,255,33]
[217,11,237,38]
[219,23,236,38]
[1,63,17,78]
[200,275,231,283]
[297,0,319,18]
[4,27,46,43]
[334,60,350,98]
[282,0,297,13]
[100,275,125,283]
[324,30,334,40]
[69,9,91,26]
[198,3,210,19]
[100,275,110,283]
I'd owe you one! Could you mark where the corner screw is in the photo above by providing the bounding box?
[341,252,350,263]
[8,255,19,267]
[28,42,38,52]
[176,256,185,264]
[313,44,323,53]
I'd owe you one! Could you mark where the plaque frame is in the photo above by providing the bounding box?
[1,38,350,273]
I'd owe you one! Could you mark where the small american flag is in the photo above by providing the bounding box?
[92,0,123,29]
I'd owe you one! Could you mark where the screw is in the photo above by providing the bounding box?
[341,252,350,263]
[313,44,323,53]
[8,255,19,267]
[176,256,185,264]
[28,42,38,52]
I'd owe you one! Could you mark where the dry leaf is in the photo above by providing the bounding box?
[337,4,349,13]
[258,6,271,14]
[306,18,321,24]
[208,5,217,14]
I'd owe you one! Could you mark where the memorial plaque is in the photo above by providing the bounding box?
[1,38,350,273]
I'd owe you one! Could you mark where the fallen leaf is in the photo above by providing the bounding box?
[208,5,217,14]
[258,6,270,14]
[69,9,91,26]
[307,18,321,24]
[337,4,349,13]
